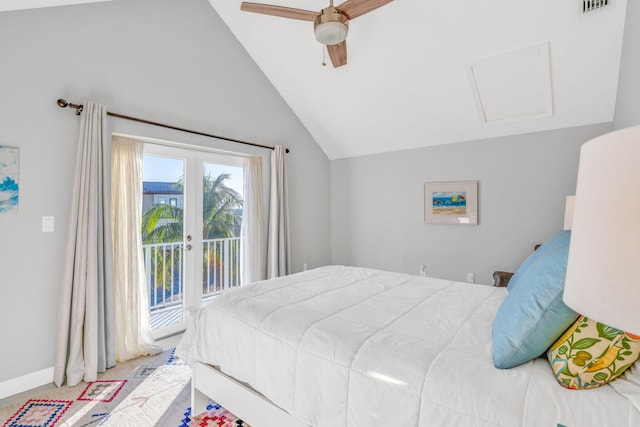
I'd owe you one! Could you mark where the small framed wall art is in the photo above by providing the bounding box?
[424,181,478,225]
[0,146,19,214]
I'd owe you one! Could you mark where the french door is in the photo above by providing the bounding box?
[142,143,244,339]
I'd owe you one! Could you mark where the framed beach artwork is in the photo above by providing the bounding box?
[424,181,478,225]
[0,146,20,213]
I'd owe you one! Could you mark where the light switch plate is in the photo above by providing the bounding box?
[42,216,54,232]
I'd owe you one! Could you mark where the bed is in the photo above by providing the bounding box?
[176,265,640,426]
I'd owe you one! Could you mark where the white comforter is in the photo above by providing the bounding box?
[177,265,639,426]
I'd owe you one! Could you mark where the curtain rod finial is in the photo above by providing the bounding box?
[57,98,83,115]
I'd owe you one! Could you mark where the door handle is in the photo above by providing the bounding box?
[186,244,192,251]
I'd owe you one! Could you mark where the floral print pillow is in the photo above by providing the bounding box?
[547,315,640,389]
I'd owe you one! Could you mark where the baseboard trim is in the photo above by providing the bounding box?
[0,366,54,400]
[0,335,181,402]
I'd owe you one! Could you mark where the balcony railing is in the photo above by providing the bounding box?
[143,237,242,314]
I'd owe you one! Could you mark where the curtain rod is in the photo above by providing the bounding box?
[56,99,289,153]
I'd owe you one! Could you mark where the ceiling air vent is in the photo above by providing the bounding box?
[583,0,614,14]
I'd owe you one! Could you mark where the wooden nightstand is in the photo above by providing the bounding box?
[492,271,514,287]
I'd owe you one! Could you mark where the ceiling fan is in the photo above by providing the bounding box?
[240,0,394,68]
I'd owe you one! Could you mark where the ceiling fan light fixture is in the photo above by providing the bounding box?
[315,21,348,45]
[314,7,349,45]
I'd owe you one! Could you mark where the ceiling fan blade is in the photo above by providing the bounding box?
[327,41,347,68]
[240,2,319,21]
[336,0,393,20]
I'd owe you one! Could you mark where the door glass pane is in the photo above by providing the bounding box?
[142,155,185,331]
[202,162,244,304]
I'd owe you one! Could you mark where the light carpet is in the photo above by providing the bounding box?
[0,349,249,427]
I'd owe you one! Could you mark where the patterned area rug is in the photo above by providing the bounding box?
[0,349,249,427]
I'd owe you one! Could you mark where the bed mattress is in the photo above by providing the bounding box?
[177,265,639,426]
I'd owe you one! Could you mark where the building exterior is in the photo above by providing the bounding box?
[142,181,183,214]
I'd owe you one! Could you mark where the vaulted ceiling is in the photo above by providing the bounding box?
[208,0,628,159]
[0,0,110,12]
[2,0,628,159]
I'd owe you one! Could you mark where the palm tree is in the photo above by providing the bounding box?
[202,172,243,239]
[200,172,243,290]
[141,172,243,243]
[141,202,184,243]
[141,172,244,294]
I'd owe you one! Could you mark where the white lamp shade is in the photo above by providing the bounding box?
[563,195,575,230]
[314,21,348,45]
[563,126,640,335]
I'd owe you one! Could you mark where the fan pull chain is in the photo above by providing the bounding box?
[322,45,327,67]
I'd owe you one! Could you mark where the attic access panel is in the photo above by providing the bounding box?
[467,42,553,125]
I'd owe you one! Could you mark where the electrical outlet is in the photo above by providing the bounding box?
[466,273,475,283]
[303,263,308,271]
[420,264,426,277]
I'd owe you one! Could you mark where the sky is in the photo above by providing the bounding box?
[143,155,244,196]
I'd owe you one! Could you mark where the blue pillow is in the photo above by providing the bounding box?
[507,230,572,292]
[492,230,578,369]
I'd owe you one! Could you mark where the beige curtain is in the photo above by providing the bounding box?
[267,145,291,278]
[111,136,161,361]
[241,156,264,284]
[54,101,115,387]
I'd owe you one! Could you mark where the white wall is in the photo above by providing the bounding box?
[329,1,638,287]
[330,123,613,285]
[1,0,637,397]
[614,0,640,129]
[0,0,330,386]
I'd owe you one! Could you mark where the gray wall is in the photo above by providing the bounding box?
[614,0,640,129]
[330,123,613,285]
[0,0,330,383]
